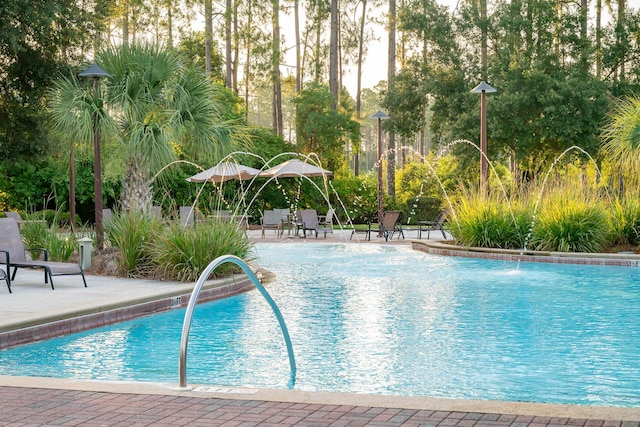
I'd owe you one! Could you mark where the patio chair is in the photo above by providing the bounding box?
[274,208,293,236]
[261,209,283,238]
[418,210,448,239]
[297,209,333,238]
[103,208,114,227]
[379,210,404,241]
[350,211,403,242]
[319,208,335,228]
[150,206,162,218]
[0,251,10,293]
[4,211,46,227]
[179,206,204,227]
[0,218,87,290]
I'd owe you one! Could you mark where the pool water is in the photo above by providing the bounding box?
[2,243,640,407]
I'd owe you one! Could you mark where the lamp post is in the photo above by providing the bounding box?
[79,63,110,250]
[69,142,76,232]
[470,81,496,191]
[371,110,389,237]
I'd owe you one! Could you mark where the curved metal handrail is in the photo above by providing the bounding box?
[178,255,296,388]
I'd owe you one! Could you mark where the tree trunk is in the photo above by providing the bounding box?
[355,0,368,177]
[123,0,130,46]
[315,2,322,82]
[204,0,213,76]
[387,0,396,200]
[233,0,239,93]
[244,0,253,121]
[618,0,626,81]
[596,0,602,79]
[272,0,283,136]
[225,0,233,89]
[120,156,153,215]
[480,0,487,79]
[579,0,588,72]
[329,0,339,109]
[295,0,301,93]
[166,0,173,47]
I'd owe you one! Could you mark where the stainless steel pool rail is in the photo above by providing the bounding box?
[178,255,296,389]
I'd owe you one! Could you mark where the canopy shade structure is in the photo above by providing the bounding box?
[261,159,333,178]
[186,162,262,183]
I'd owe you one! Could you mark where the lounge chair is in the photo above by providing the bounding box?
[261,209,283,238]
[297,209,333,238]
[418,210,448,239]
[349,210,404,242]
[0,218,87,290]
[0,251,10,293]
[4,211,46,227]
[179,206,204,227]
[274,208,293,236]
[319,208,335,228]
[380,210,404,241]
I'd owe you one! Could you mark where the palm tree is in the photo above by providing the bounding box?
[601,95,640,192]
[50,43,245,214]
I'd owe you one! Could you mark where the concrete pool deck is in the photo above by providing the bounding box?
[1,229,639,425]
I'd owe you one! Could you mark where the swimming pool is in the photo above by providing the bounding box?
[1,242,639,407]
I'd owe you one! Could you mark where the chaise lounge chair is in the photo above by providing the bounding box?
[350,210,404,242]
[261,209,283,238]
[180,206,204,227]
[0,218,87,290]
[380,210,404,241]
[297,209,333,238]
[0,251,10,293]
[418,210,448,239]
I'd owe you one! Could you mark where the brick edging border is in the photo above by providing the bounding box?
[412,240,640,267]
[0,277,255,350]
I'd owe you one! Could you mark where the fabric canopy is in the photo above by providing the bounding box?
[186,162,262,183]
[260,159,332,178]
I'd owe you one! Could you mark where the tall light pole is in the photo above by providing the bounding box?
[371,110,389,237]
[471,81,496,191]
[79,63,110,250]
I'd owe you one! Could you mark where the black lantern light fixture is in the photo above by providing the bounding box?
[79,63,110,250]
[470,81,496,191]
[371,110,390,236]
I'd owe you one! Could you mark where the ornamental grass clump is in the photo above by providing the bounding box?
[451,191,530,249]
[152,220,254,282]
[528,197,611,253]
[611,198,640,246]
[106,210,159,277]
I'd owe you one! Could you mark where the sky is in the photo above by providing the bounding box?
[198,0,613,97]
[279,0,460,96]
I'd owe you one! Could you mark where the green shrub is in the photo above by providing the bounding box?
[451,195,530,249]
[106,210,160,277]
[610,198,640,246]
[19,220,49,260]
[528,198,611,252]
[17,217,83,262]
[151,220,254,282]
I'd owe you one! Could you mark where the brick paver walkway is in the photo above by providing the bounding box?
[1,386,637,427]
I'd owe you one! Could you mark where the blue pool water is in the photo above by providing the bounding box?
[1,243,640,407]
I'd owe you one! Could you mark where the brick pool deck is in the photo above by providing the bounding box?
[1,229,639,426]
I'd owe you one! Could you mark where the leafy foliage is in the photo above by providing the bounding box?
[0,0,92,160]
[449,190,531,250]
[610,198,640,246]
[151,221,254,282]
[294,82,360,172]
[106,210,160,277]
[529,197,611,253]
